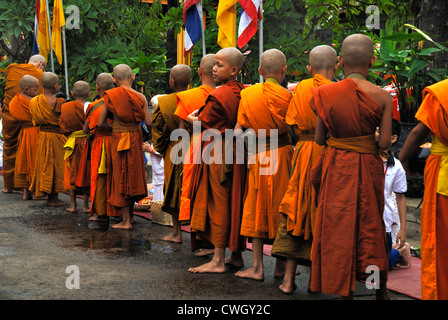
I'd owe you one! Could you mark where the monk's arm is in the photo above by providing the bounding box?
[143,100,152,129]
[315,116,328,146]
[377,94,392,150]
[83,120,90,134]
[398,121,431,174]
[98,104,112,131]
[395,192,407,248]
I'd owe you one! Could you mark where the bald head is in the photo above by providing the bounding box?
[41,72,59,90]
[72,80,91,98]
[217,47,244,70]
[96,73,115,91]
[170,64,191,89]
[309,45,338,71]
[29,54,47,71]
[199,54,216,77]
[340,34,374,68]
[113,64,133,81]
[260,49,287,75]
[19,75,39,91]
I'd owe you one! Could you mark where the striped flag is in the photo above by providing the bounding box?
[217,0,238,48]
[37,0,50,60]
[32,0,40,55]
[183,0,203,56]
[51,0,66,64]
[237,0,262,49]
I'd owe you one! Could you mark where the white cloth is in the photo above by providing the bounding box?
[383,157,407,232]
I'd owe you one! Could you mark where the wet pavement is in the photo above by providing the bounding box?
[0,174,416,308]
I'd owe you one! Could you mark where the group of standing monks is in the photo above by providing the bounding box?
[1,32,447,300]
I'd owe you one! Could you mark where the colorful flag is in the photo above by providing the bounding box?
[183,0,203,57]
[32,0,40,55]
[237,0,262,49]
[37,0,50,60]
[217,0,238,48]
[51,0,66,64]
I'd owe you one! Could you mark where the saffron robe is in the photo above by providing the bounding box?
[104,87,147,207]
[1,63,43,190]
[271,74,330,261]
[60,100,87,191]
[189,80,247,252]
[29,94,67,197]
[152,92,183,216]
[237,78,293,239]
[9,93,40,189]
[414,79,448,300]
[175,85,214,221]
[309,79,388,297]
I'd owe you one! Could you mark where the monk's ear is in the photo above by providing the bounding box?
[369,56,377,68]
[337,56,344,68]
[198,68,203,77]
[306,65,312,75]
[131,74,136,82]
[258,67,264,77]
[231,66,239,77]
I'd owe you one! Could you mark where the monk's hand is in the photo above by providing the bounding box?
[396,230,406,249]
[188,109,199,123]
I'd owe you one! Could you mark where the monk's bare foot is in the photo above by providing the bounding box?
[45,199,68,207]
[234,267,264,281]
[83,208,90,214]
[225,253,244,268]
[396,243,412,269]
[275,268,301,278]
[195,248,214,257]
[279,282,297,295]
[111,221,132,230]
[161,234,182,243]
[89,215,109,222]
[2,188,12,194]
[22,189,32,200]
[66,206,77,213]
[188,260,226,274]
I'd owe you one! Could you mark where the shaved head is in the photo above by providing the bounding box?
[96,73,115,91]
[170,64,191,88]
[72,80,91,98]
[19,75,39,90]
[260,48,287,75]
[199,54,216,76]
[309,45,338,71]
[29,54,46,65]
[113,64,133,81]
[340,34,374,68]
[41,72,59,89]
[217,47,244,70]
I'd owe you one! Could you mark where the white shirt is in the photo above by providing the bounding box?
[383,157,407,232]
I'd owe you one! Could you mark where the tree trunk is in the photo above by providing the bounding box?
[165,0,179,93]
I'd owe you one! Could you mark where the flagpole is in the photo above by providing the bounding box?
[259,1,263,83]
[200,4,206,57]
[61,0,69,97]
[45,0,55,72]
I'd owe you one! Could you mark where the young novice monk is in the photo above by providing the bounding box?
[98,64,151,230]
[188,47,247,273]
[82,73,119,223]
[29,72,68,207]
[152,64,191,243]
[234,48,293,281]
[9,75,41,200]
[270,45,338,294]
[309,34,392,299]
[60,80,91,213]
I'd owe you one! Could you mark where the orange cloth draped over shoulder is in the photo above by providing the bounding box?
[175,85,214,221]
[60,100,87,191]
[237,78,293,240]
[189,80,247,252]
[103,87,147,208]
[308,78,387,297]
[279,74,330,239]
[152,92,182,215]
[1,63,43,190]
[9,93,40,189]
[414,79,448,300]
[29,94,67,197]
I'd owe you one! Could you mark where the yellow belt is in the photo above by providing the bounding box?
[431,136,448,196]
[63,130,87,161]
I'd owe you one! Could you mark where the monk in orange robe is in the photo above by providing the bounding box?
[98,64,151,229]
[188,47,247,274]
[399,79,448,300]
[29,72,68,207]
[175,54,216,256]
[309,34,392,299]
[60,81,91,213]
[152,64,191,243]
[1,54,45,193]
[81,73,119,222]
[9,75,41,200]
[233,49,293,281]
[270,45,338,294]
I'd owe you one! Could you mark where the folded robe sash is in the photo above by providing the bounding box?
[64,130,88,161]
[431,136,448,196]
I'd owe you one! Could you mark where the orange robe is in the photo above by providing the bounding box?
[1,63,43,190]
[9,93,40,189]
[175,85,214,222]
[414,79,448,300]
[309,78,387,297]
[189,80,247,252]
[237,78,293,240]
[60,100,87,191]
[29,94,67,197]
[152,92,183,216]
[103,87,148,208]
[271,74,330,261]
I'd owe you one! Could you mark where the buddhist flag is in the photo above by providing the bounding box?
[217,0,238,48]
[237,0,262,49]
[183,0,203,56]
[37,0,50,60]
[51,0,66,64]
[32,0,40,55]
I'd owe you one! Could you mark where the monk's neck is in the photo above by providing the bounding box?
[202,78,216,90]
[74,98,88,105]
[21,93,33,101]
[345,70,368,80]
